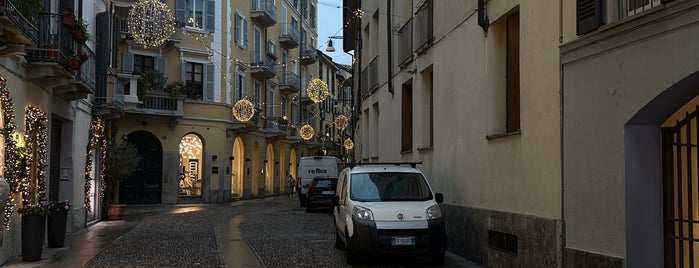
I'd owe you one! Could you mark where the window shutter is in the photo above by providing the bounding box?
[243,19,248,47]
[206,0,215,32]
[96,12,109,74]
[205,63,214,101]
[576,0,603,35]
[122,52,134,74]
[160,0,167,3]
[176,0,186,23]
[234,14,240,44]
[181,60,187,85]
[156,57,166,75]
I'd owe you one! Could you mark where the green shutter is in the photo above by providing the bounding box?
[205,63,214,101]
[576,0,603,35]
[206,0,215,32]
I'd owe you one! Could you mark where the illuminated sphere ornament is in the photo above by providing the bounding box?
[334,115,349,130]
[233,99,256,122]
[128,0,175,49]
[306,78,329,103]
[299,124,315,140]
[344,138,354,150]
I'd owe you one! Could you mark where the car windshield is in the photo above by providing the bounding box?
[350,172,432,202]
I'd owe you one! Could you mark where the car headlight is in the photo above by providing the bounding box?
[426,204,442,220]
[352,206,374,220]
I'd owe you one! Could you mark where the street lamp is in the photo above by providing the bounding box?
[325,36,343,53]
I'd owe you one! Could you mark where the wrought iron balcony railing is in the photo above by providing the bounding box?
[250,54,277,80]
[278,71,300,93]
[251,0,277,27]
[0,0,38,45]
[300,44,317,65]
[279,23,299,48]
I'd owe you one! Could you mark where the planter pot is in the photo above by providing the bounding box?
[45,45,59,60]
[68,58,81,70]
[107,204,125,220]
[68,27,86,44]
[47,211,67,248]
[21,214,46,262]
[61,15,76,29]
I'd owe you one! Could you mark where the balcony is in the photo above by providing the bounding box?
[300,45,317,65]
[250,0,277,28]
[278,72,300,94]
[262,117,288,138]
[397,18,413,69]
[279,23,299,48]
[299,90,314,105]
[415,0,433,54]
[117,72,183,118]
[118,18,182,48]
[25,13,95,100]
[94,73,125,119]
[0,0,37,56]
[250,54,277,80]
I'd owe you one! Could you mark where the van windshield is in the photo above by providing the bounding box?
[350,172,432,202]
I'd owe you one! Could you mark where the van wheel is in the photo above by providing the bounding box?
[345,231,358,265]
[334,221,345,249]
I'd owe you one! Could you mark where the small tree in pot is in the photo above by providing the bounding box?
[104,139,141,220]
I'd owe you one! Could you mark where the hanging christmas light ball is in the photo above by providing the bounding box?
[233,99,256,122]
[299,124,315,140]
[306,78,329,103]
[128,0,175,49]
[334,115,349,130]
[344,138,354,150]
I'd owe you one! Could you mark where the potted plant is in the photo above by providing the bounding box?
[18,204,49,262]
[46,200,71,248]
[104,140,141,220]
[67,55,82,70]
[166,81,185,99]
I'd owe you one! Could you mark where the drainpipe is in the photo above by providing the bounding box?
[559,0,566,264]
[387,0,393,96]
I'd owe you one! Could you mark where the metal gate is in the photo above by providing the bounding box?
[662,105,699,267]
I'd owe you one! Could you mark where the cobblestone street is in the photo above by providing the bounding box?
[69,196,479,268]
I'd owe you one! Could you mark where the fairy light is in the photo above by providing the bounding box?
[299,124,315,140]
[23,106,48,208]
[0,77,23,229]
[306,78,329,103]
[128,0,175,49]
[344,138,354,150]
[233,99,256,122]
[179,134,202,162]
[83,117,106,213]
[334,115,348,130]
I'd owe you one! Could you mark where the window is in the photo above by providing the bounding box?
[506,13,520,133]
[254,27,262,63]
[350,172,432,202]
[268,84,275,117]
[319,61,323,79]
[234,72,245,102]
[627,0,661,16]
[293,0,299,10]
[254,81,262,107]
[281,96,287,117]
[133,55,155,75]
[415,0,433,54]
[182,0,215,31]
[310,4,316,29]
[186,62,204,99]
[301,0,308,20]
[235,12,248,48]
[401,82,413,152]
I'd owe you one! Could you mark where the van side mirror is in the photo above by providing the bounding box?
[435,193,443,204]
[333,195,340,206]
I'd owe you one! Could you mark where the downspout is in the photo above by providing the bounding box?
[559,0,566,266]
[387,0,393,96]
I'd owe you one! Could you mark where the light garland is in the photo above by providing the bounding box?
[0,77,22,230]
[179,134,202,162]
[128,0,175,49]
[233,99,256,122]
[299,124,315,140]
[306,78,329,103]
[344,138,354,150]
[334,115,348,130]
[83,117,106,213]
[22,106,47,208]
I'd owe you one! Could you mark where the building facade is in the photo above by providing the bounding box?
[563,0,699,267]
[111,0,321,204]
[344,0,562,267]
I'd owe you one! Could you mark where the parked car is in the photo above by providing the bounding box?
[297,156,339,207]
[306,176,338,212]
[332,163,447,265]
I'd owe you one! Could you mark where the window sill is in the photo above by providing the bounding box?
[400,149,412,154]
[486,130,521,140]
[370,156,379,160]
[417,146,433,152]
[185,26,209,35]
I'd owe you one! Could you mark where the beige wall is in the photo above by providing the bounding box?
[561,0,699,261]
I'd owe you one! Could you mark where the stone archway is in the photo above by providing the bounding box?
[121,130,162,204]
[252,141,260,197]
[178,133,204,198]
[265,143,274,195]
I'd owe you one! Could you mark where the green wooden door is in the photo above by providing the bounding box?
[120,131,162,204]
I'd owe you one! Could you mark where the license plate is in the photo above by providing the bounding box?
[321,190,335,195]
[391,236,415,246]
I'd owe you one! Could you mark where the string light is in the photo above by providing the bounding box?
[0,77,23,230]
[22,106,48,208]
[306,78,329,103]
[83,117,107,213]
[179,134,202,162]
[299,124,315,140]
[233,99,256,122]
[128,0,176,49]
[334,115,348,130]
[344,138,354,150]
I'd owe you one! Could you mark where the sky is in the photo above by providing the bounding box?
[316,0,353,66]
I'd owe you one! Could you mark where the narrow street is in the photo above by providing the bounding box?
[7,196,481,268]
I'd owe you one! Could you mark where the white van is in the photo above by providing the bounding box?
[332,163,447,265]
[297,156,339,206]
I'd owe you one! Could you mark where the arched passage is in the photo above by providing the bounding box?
[625,71,699,267]
[265,143,274,195]
[290,148,298,179]
[231,137,244,198]
[121,130,162,204]
[178,133,203,197]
